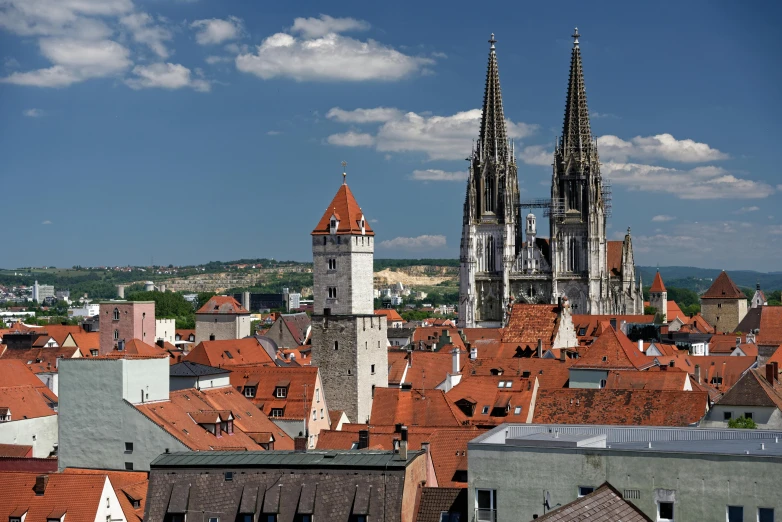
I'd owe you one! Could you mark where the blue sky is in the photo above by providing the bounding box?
[1,0,780,271]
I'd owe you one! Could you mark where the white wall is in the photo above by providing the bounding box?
[93,477,128,522]
[156,318,176,344]
[170,374,231,392]
[0,415,58,457]
[36,371,59,396]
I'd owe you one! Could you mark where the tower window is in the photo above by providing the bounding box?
[114,329,119,341]
[334,341,339,350]
[113,308,120,321]
[328,258,337,270]
[328,287,337,298]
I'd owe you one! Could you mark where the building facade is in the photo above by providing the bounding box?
[98,301,156,354]
[310,176,389,423]
[194,296,251,344]
[700,271,749,334]
[459,31,643,328]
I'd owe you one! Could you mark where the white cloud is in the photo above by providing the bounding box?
[2,38,131,87]
[125,62,210,91]
[190,16,243,45]
[518,145,551,166]
[326,106,536,161]
[41,220,52,225]
[379,234,446,250]
[290,14,369,39]
[651,215,675,222]
[4,57,20,69]
[590,111,618,119]
[327,131,375,147]
[326,107,402,123]
[236,32,433,82]
[410,169,467,182]
[205,55,232,65]
[266,130,281,136]
[598,133,729,163]
[602,162,774,200]
[120,12,172,58]
[733,206,760,214]
[0,0,131,39]
[24,108,45,117]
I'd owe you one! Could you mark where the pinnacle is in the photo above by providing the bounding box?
[561,28,592,155]
[478,33,508,162]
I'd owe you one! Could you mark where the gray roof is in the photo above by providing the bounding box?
[169,360,231,377]
[151,449,422,469]
[532,482,651,522]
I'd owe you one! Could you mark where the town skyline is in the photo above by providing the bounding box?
[1,1,780,270]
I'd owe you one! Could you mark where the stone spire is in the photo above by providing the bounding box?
[478,33,508,162]
[561,28,592,155]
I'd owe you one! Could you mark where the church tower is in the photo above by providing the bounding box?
[550,28,609,314]
[310,168,388,423]
[649,270,668,323]
[459,34,521,328]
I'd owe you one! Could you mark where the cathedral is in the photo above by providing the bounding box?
[459,30,644,328]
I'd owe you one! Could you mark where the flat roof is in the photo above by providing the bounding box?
[151,450,423,469]
[469,423,782,458]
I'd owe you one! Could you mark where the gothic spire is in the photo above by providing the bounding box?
[561,28,592,154]
[479,33,508,162]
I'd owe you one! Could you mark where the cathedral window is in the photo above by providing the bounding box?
[484,176,495,213]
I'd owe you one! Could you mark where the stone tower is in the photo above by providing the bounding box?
[550,28,611,314]
[310,171,388,423]
[649,270,668,323]
[459,34,521,328]
[700,271,748,333]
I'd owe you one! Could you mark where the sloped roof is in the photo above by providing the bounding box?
[170,360,230,377]
[280,313,311,345]
[607,241,623,277]
[62,468,149,522]
[533,389,708,426]
[716,369,782,410]
[312,183,374,236]
[122,339,169,357]
[412,327,467,352]
[427,428,488,487]
[702,271,745,299]
[196,296,249,315]
[316,427,435,451]
[445,374,535,426]
[572,315,655,343]
[532,482,652,522]
[229,365,319,420]
[604,368,688,390]
[185,338,275,368]
[396,351,464,390]
[416,487,467,522]
[758,306,782,345]
[374,309,404,323]
[0,359,56,392]
[502,304,560,345]
[571,327,651,370]
[0,385,57,420]
[650,271,666,293]
[370,388,465,427]
[0,472,110,522]
[0,443,33,457]
[665,301,687,323]
[464,358,572,389]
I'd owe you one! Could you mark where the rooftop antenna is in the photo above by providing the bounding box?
[341,160,347,185]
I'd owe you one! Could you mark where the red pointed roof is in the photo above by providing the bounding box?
[196,295,249,315]
[571,325,651,370]
[312,183,373,236]
[702,271,745,299]
[650,271,666,293]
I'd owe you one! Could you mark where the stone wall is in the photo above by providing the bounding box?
[195,313,250,344]
[701,298,748,333]
[312,234,374,316]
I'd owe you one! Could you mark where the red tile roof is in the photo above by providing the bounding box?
[445,375,535,426]
[229,365,320,420]
[572,315,655,345]
[0,385,57,420]
[464,358,572,389]
[0,472,112,522]
[655,354,754,392]
[370,388,465,427]
[391,351,464,390]
[702,271,745,299]
[0,443,33,457]
[758,306,782,345]
[650,271,666,293]
[533,388,708,426]
[607,241,624,277]
[426,428,488,487]
[374,309,404,323]
[62,468,149,522]
[316,427,436,451]
[312,183,374,236]
[572,327,652,370]
[501,304,560,346]
[666,301,687,323]
[716,369,782,410]
[185,338,275,368]
[196,296,249,315]
[412,327,467,352]
[604,368,689,390]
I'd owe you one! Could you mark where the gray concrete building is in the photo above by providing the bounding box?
[310,175,388,423]
[468,423,782,522]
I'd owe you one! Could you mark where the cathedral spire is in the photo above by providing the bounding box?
[561,27,592,154]
[479,33,508,162]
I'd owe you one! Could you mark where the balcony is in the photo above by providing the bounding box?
[475,509,496,522]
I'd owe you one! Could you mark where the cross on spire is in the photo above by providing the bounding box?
[489,33,496,50]
[341,160,347,185]
[572,27,580,46]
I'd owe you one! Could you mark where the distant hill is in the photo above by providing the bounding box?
[637,266,782,294]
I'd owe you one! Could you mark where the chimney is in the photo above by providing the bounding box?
[34,475,49,495]
[773,362,779,383]
[156,339,165,348]
[294,436,307,452]
[358,430,369,450]
[242,291,251,312]
[452,347,460,374]
[766,364,775,385]
[736,337,741,348]
[470,344,477,360]
[694,364,701,383]
[399,425,408,460]
[536,339,543,358]
[559,349,566,362]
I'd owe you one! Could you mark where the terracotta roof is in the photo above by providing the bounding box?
[0,443,33,457]
[666,301,687,323]
[415,487,467,522]
[175,329,196,340]
[312,183,374,236]
[464,358,572,389]
[502,304,560,346]
[0,359,57,392]
[370,388,465,427]
[571,327,652,370]
[426,428,487,487]
[185,338,275,368]
[665,355,756,391]
[716,368,782,410]
[229,365,319,421]
[533,482,652,522]
[604,368,689,390]
[280,313,311,345]
[650,271,666,293]
[316,427,435,451]
[701,271,745,299]
[533,389,708,426]
[461,328,504,343]
[0,472,113,522]
[412,327,467,352]
[196,295,249,315]
[374,309,404,323]
[393,351,464,390]
[118,339,169,357]
[572,315,655,344]
[328,410,345,425]
[62,468,149,522]
[757,306,782,345]
[607,241,623,277]
[446,374,535,426]
[0,385,57,420]
[387,351,409,385]
[135,387,293,451]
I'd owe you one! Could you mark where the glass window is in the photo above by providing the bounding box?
[476,489,496,522]
[723,411,732,421]
[481,406,489,414]
[744,412,753,420]
[514,406,522,415]
[727,506,743,522]
[125,462,133,470]
[125,442,133,453]
[759,508,774,522]
[504,381,512,388]
[658,501,674,521]
[578,486,594,497]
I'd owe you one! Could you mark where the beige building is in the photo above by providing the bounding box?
[194,295,251,343]
[700,271,748,334]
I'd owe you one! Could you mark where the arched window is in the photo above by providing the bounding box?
[113,329,119,340]
[484,176,495,213]
[113,308,120,321]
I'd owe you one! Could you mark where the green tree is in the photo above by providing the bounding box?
[728,416,757,429]
[644,306,657,316]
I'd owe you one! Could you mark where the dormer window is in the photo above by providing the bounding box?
[244,386,256,398]
[329,214,339,235]
[275,380,290,398]
[270,408,284,417]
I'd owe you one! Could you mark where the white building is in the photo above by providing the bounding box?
[69,303,100,318]
[155,318,176,344]
[31,280,55,303]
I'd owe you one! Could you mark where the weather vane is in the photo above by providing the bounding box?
[342,160,347,184]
